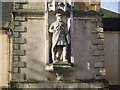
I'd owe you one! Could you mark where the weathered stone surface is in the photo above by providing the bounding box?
[92,30,99,34]
[95,74,104,79]
[98,33,104,39]
[14,56,19,61]
[12,82,105,88]
[91,19,98,23]
[13,61,25,68]
[14,21,21,26]
[93,50,104,56]
[93,39,103,45]
[13,68,19,73]
[92,28,104,34]
[98,56,104,61]
[95,28,103,32]
[15,16,26,21]
[14,44,20,50]
[15,4,23,9]
[94,62,104,68]
[14,32,20,38]
[14,50,26,56]
[15,0,27,4]
[14,38,26,44]
[93,39,98,45]
[98,39,104,45]
[15,26,27,32]
[12,74,24,80]
[98,45,104,50]
[23,2,44,10]
[99,50,104,56]
[93,50,99,56]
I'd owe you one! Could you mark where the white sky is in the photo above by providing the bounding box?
[101,0,119,13]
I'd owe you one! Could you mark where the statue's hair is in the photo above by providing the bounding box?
[56,12,62,17]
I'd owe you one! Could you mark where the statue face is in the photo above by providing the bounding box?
[56,16,62,22]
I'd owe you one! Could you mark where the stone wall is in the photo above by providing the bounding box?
[1,1,120,88]
[73,13,105,80]
[0,30,9,87]
[104,32,120,85]
[4,1,107,88]
[12,1,105,82]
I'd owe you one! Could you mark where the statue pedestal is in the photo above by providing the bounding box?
[45,61,73,71]
[45,61,73,81]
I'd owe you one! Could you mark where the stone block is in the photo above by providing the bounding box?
[98,45,104,50]
[14,56,19,61]
[15,0,28,4]
[92,30,98,34]
[14,38,26,44]
[14,50,26,56]
[91,18,98,23]
[94,62,104,68]
[95,28,103,32]
[15,16,26,21]
[14,44,20,49]
[12,74,24,80]
[93,39,104,45]
[93,39,98,45]
[14,21,21,26]
[15,26,27,32]
[13,68,19,73]
[98,33,104,39]
[12,82,105,88]
[13,61,25,68]
[14,32,21,38]
[98,56,104,61]
[93,50,99,56]
[95,74,104,79]
[93,50,104,56]
[99,50,104,56]
[98,39,104,45]
[15,4,23,9]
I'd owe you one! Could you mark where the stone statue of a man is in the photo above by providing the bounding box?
[49,13,70,62]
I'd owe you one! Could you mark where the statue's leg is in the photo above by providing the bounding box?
[56,46,62,61]
[52,47,57,62]
[63,46,68,62]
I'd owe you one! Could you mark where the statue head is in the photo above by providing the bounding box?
[56,13,62,22]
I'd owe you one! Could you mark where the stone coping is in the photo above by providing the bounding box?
[10,80,108,88]
[13,9,44,16]
[73,10,104,17]
[13,9,103,17]
[10,79,108,83]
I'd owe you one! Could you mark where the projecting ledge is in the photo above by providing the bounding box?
[45,61,73,72]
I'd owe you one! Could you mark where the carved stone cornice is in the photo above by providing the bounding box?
[48,2,71,13]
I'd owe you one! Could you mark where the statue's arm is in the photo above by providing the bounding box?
[49,24,54,33]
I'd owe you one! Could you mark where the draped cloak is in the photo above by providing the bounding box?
[49,21,70,59]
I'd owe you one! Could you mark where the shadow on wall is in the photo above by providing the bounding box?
[25,58,55,81]
[2,2,13,27]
